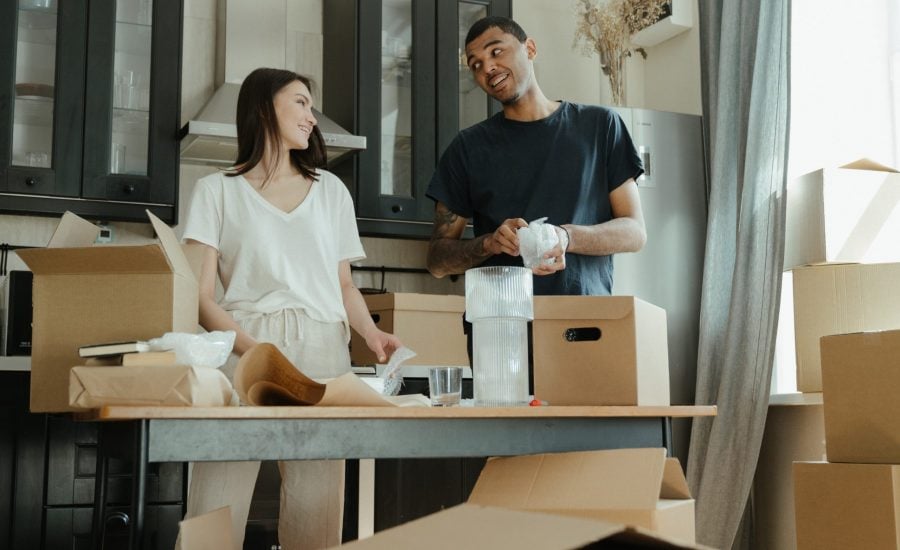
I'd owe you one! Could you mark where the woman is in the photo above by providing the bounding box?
[180,68,401,549]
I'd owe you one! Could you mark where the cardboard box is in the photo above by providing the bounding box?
[532,296,669,405]
[17,211,199,412]
[337,503,703,549]
[752,393,825,549]
[794,461,900,550]
[785,159,900,270]
[69,364,237,408]
[791,262,900,392]
[467,448,695,544]
[820,329,900,463]
[349,293,467,366]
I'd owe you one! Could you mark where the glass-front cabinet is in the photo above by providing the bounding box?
[0,0,182,223]
[325,0,511,238]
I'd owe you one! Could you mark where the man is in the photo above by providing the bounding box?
[426,16,646,296]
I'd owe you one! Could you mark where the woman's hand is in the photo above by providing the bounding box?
[365,328,403,364]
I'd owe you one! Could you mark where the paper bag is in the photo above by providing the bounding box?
[234,343,327,405]
[69,365,238,407]
[234,343,429,407]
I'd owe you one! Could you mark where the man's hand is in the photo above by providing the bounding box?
[484,218,528,256]
[531,224,568,276]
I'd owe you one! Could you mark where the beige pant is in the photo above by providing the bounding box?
[177,309,351,550]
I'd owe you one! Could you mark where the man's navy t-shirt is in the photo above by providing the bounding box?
[426,101,643,296]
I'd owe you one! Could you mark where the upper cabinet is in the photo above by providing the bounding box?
[325,0,511,239]
[0,0,183,223]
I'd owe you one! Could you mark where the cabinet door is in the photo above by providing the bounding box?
[0,0,87,197]
[354,0,437,223]
[81,0,181,208]
[435,0,509,155]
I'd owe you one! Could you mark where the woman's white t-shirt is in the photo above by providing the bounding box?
[182,169,365,324]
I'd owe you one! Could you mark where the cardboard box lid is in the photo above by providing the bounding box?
[468,448,691,512]
[17,211,195,281]
[362,292,464,313]
[534,295,650,321]
[337,504,704,549]
[839,158,899,173]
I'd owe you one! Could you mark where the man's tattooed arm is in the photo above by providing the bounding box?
[426,202,492,278]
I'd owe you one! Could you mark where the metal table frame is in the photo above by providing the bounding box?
[84,405,715,549]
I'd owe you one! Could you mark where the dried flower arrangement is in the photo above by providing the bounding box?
[573,0,669,105]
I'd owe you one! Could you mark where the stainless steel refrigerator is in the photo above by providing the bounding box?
[611,108,708,465]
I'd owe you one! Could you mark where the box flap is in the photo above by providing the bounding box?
[468,448,668,511]
[840,158,899,173]
[534,295,637,321]
[148,210,197,282]
[16,245,172,275]
[660,458,692,499]
[47,211,101,248]
[337,504,703,549]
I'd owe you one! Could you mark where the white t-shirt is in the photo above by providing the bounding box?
[182,169,365,323]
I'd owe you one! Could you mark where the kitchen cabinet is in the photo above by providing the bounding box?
[0,0,183,224]
[0,371,185,549]
[324,0,510,238]
[374,377,486,531]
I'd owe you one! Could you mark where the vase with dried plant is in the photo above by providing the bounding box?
[572,0,669,105]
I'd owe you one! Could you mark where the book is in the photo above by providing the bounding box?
[78,340,150,358]
[122,351,178,367]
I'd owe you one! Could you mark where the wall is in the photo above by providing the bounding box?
[513,0,701,114]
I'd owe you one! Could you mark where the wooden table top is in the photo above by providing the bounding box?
[82,404,717,421]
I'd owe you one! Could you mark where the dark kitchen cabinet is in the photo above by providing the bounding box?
[324,0,510,238]
[0,371,185,549]
[0,0,183,224]
[374,377,486,530]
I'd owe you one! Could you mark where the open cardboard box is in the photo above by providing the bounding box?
[794,461,900,550]
[791,261,900,392]
[467,448,695,544]
[17,211,199,412]
[821,329,900,463]
[337,503,703,549]
[339,448,697,549]
[785,158,900,270]
[532,296,670,405]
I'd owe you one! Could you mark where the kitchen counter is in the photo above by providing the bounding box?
[0,356,30,371]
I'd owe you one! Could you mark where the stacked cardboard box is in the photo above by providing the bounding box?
[780,160,900,548]
[793,330,900,549]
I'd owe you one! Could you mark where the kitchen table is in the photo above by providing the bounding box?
[81,404,716,549]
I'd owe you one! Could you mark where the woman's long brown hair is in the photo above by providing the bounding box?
[227,68,327,185]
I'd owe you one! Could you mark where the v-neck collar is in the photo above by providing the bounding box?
[237,173,316,219]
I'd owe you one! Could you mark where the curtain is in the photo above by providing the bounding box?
[686,0,791,548]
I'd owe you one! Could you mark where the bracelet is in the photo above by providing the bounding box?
[560,225,571,252]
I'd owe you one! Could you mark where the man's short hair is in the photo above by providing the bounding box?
[465,16,527,46]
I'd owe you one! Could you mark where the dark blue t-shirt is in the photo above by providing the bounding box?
[426,101,643,296]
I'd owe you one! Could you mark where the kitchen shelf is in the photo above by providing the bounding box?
[14,96,54,127]
[630,0,692,48]
[17,8,57,45]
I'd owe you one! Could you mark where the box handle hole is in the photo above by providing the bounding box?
[564,327,602,342]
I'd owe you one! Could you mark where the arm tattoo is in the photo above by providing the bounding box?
[427,207,492,276]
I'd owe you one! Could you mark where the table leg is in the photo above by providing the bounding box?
[662,417,674,456]
[129,420,148,550]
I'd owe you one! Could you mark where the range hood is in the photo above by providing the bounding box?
[179,1,365,166]
[180,83,365,166]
